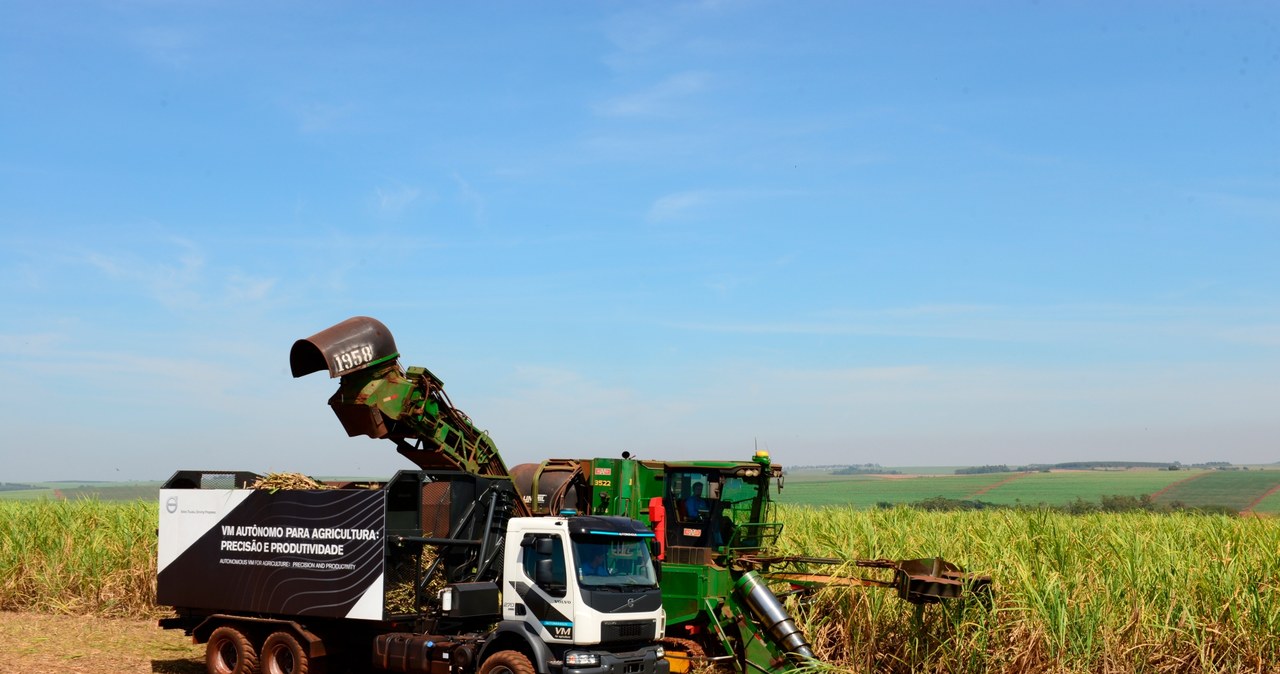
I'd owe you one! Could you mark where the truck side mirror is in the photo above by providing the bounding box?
[535,537,554,556]
[535,558,554,585]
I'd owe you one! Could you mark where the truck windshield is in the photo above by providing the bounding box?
[571,536,658,589]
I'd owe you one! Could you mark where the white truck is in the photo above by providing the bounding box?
[158,469,669,674]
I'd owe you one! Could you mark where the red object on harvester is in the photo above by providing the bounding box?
[648,497,666,561]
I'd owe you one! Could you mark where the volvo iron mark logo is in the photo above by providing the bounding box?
[166,496,178,514]
[609,596,638,612]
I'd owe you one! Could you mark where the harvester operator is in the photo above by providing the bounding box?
[683,483,709,520]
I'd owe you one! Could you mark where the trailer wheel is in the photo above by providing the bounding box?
[206,626,258,674]
[260,631,309,674]
[479,650,535,674]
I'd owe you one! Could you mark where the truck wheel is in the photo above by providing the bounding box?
[479,650,535,674]
[206,626,258,674]
[261,631,309,674]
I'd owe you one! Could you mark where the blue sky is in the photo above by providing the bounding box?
[2,1,1278,482]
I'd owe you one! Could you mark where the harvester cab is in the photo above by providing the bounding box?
[648,451,782,566]
[512,452,782,562]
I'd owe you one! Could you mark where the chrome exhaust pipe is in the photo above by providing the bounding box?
[734,571,815,660]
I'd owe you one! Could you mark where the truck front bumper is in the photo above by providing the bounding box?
[561,645,669,674]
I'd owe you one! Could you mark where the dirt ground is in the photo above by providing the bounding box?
[0,611,203,674]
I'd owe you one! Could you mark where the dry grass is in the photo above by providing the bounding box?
[0,610,202,674]
[249,472,334,491]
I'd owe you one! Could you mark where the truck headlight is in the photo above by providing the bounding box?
[565,652,600,667]
[655,646,665,659]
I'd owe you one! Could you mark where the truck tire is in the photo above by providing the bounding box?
[206,626,258,674]
[479,650,535,674]
[260,630,309,674]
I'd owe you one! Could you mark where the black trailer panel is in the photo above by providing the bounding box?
[158,488,387,620]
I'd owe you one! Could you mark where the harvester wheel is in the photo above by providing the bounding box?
[261,630,309,674]
[478,650,535,674]
[206,625,258,674]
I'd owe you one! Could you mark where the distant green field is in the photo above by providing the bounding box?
[777,468,1280,512]
[787,465,965,476]
[1153,470,1280,511]
[0,483,163,502]
[776,472,1014,507]
[974,470,1195,506]
[1250,487,1280,514]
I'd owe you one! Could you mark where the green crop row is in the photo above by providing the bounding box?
[775,505,1280,673]
[0,499,157,617]
[2,498,1277,672]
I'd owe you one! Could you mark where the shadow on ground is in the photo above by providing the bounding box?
[152,658,204,673]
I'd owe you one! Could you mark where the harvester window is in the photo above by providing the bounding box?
[667,472,714,522]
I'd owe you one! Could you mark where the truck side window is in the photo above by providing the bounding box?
[522,534,567,598]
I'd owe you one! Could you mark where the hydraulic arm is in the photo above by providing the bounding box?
[290,316,528,514]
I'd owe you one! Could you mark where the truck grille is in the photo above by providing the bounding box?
[601,620,655,642]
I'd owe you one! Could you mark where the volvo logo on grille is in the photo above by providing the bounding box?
[609,597,637,612]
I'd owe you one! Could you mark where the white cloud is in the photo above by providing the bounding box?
[667,302,1280,350]
[81,237,281,311]
[647,189,712,222]
[0,331,69,356]
[294,101,356,134]
[1215,325,1280,347]
[1195,191,1280,221]
[375,184,422,217]
[85,238,205,309]
[594,71,711,118]
[599,2,736,72]
[225,272,276,302]
[452,172,488,229]
[645,186,804,223]
[128,25,197,69]
[776,365,933,385]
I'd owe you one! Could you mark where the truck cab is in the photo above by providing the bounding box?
[496,515,666,673]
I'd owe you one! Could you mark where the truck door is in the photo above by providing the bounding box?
[507,532,577,643]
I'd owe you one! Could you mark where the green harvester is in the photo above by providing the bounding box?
[512,452,990,673]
